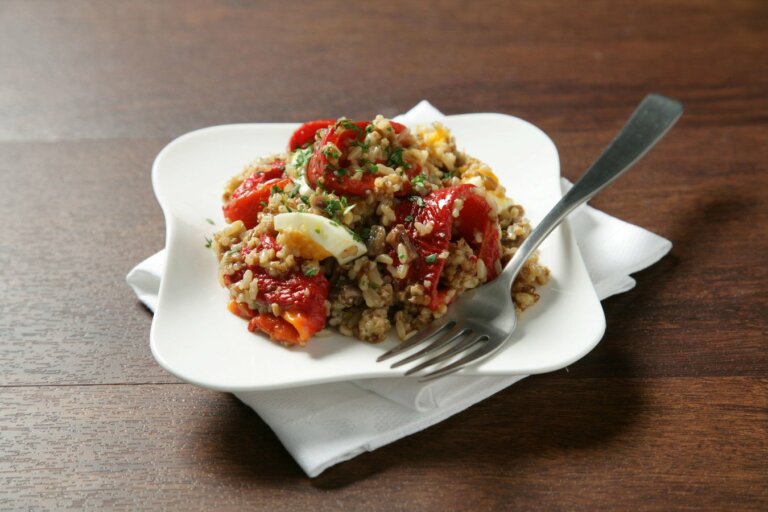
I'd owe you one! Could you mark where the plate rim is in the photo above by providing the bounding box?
[149,113,606,391]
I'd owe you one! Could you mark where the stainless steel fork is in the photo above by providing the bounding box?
[377,93,683,380]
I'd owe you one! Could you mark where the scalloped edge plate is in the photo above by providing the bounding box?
[150,114,605,391]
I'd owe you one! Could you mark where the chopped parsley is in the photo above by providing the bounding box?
[260,200,268,207]
[409,195,425,207]
[324,199,342,217]
[314,228,321,234]
[352,140,370,151]
[304,267,319,277]
[365,124,374,133]
[299,195,310,205]
[270,184,282,194]
[411,174,427,187]
[205,218,215,225]
[366,163,379,174]
[347,226,364,243]
[387,146,411,169]
[292,147,312,169]
[339,120,362,133]
[322,146,341,159]
[204,236,213,248]
[425,254,438,264]
[404,214,414,222]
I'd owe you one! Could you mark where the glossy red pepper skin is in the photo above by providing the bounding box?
[224,234,330,345]
[394,184,501,310]
[222,161,288,229]
[288,119,336,151]
[306,120,419,197]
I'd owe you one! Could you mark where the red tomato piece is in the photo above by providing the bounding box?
[394,184,501,310]
[254,265,329,316]
[288,119,335,151]
[454,192,501,282]
[228,234,330,345]
[248,315,303,346]
[390,121,407,134]
[222,160,289,229]
[306,120,421,197]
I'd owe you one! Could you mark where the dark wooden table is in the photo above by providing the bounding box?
[1,1,766,510]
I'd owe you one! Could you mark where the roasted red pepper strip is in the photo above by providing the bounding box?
[394,184,500,310]
[454,191,501,282]
[248,314,308,345]
[227,234,330,345]
[288,119,335,151]
[306,120,419,196]
[222,160,288,229]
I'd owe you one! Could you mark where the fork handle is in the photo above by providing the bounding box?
[499,94,683,285]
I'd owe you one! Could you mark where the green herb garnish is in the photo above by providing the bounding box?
[204,236,213,248]
[339,120,362,132]
[405,214,414,222]
[322,146,341,159]
[425,254,438,264]
[324,199,342,216]
[409,195,425,207]
[292,147,312,169]
[339,196,355,215]
[205,218,215,225]
[387,146,411,169]
[352,140,370,151]
[304,268,319,277]
[411,174,427,187]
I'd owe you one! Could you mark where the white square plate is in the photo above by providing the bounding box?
[150,114,605,391]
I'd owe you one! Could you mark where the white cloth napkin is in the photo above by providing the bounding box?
[127,101,672,477]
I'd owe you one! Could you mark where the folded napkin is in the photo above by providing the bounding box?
[127,101,671,477]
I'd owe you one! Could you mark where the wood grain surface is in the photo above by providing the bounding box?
[1,0,766,510]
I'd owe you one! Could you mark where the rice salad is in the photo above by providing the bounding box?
[212,117,550,346]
